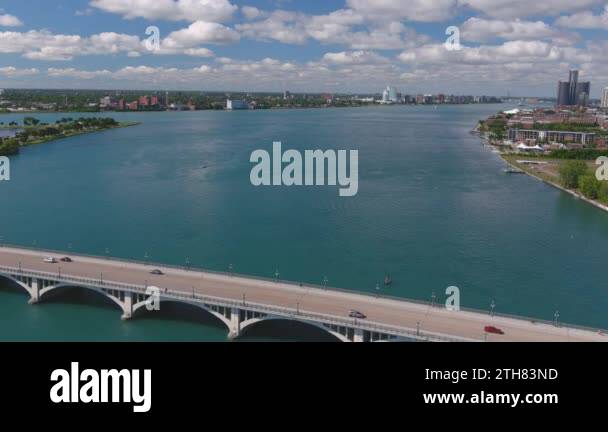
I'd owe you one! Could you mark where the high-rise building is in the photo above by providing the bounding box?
[557,81,570,106]
[557,70,591,107]
[602,87,608,109]
[568,70,578,106]
[382,86,398,104]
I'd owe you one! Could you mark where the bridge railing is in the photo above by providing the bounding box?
[1,243,605,335]
[0,264,473,342]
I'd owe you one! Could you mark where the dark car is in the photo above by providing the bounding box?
[349,310,367,319]
[60,257,73,263]
[484,325,505,335]
[150,269,164,275]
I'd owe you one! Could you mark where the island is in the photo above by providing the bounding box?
[0,117,139,156]
[477,107,608,211]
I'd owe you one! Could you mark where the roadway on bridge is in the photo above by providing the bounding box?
[0,246,605,342]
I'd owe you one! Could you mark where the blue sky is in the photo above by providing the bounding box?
[1,0,608,96]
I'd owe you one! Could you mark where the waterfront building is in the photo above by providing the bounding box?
[602,87,608,109]
[226,99,249,110]
[99,96,112,109]
[139,96,149,107]
[508,128,596,146]
[557,70,591,106]
[381,86,398,104]
[557,81,570,106]
[151,96,159,106]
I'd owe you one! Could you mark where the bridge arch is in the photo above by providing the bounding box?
[38,283,125,312]
[239,316,350,342]
[131,298,232,330]
[0,273,32,297]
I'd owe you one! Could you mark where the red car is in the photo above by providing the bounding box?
[484,326,505,335]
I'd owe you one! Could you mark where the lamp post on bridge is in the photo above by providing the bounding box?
[490,299,496,317]
[375,283,380,298]
[431,290,437,307]
[185,257,190,270]
[416,321,421,337]
[229,263,233,276]
[242,293,246,306]
[323,276,328,290]
[0,235,3,247]
[274,268,280,282]
[554,310,560,327]
[144,252,149,266]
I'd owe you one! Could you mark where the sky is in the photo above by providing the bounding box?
[1,0,608,96]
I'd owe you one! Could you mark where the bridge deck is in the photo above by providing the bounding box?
[0,246,605,342]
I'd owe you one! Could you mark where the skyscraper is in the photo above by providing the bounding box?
[568,70,578,106]
[557,81,570,106]
[557,70,591,107]
[601,87,608,109]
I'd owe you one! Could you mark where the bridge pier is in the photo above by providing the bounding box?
[228,307,241,340]
[28,278,40,305]
[353,329,365,342]
[121,292,133,320]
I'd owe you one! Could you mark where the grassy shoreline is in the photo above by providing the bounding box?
[23,121,140,147]
[500,154,608,213]
[0,120,140,156]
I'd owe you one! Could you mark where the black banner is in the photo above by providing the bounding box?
[0,342,603,422]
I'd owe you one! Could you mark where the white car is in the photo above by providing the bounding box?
[43,257,58,263]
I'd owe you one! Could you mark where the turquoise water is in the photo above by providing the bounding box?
[1,105,608,341]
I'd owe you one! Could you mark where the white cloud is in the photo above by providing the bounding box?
[555,6,608,29]
[0,66,38,77]
[241,6,265,20]
[321,50,390,65]
[236,8,426,50]
[0,14,23,27]
[461,17,578,45]
[0,26,230,60]
[90,0,237,22]
[398,41,588,66]
[47,68,112,79]
[463,0,603,19]
[162,20,240,48]
[347,0,458,22]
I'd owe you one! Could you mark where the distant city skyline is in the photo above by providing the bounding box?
[1,1,608,96]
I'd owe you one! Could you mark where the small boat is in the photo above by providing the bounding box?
[384,274,393,286]
[503,168,524,174]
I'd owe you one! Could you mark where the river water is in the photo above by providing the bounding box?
[1,105,607,341]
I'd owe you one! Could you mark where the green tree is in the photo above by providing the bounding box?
[598,182,608,204]
[559,160,588,188]
[578,174,601,199]
[0,138,20,156]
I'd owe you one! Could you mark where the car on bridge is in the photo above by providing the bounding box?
[43,257,58,264]
[60,257,73,263]
[150,269,164,275]
[484,325,505,335]
[349,310,367,319]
